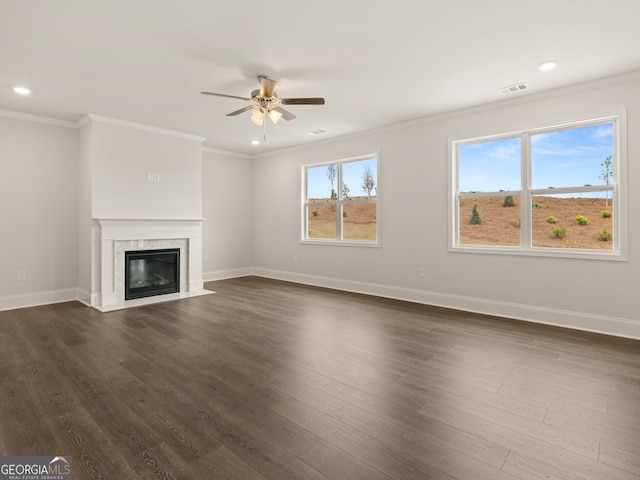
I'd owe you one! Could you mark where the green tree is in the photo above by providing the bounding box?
[342,182,350,199]
[469,203,482,225]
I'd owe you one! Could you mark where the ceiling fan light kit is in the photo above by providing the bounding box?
[201,75,325,140]
[251,107,265,126]
[268,109,282,124]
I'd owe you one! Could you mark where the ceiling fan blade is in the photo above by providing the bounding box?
[272,107,296,121]
[259,76,277,98]
[226,105,255,117]
[280,97,325,105]
[201,91,251,101]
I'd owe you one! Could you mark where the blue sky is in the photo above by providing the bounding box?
[458,122,614,193]
[307,157,377,199]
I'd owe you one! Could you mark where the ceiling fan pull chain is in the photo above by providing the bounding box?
[263,113,267,142]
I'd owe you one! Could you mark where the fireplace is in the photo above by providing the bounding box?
[125,248,180,300]
[93,218,210,311]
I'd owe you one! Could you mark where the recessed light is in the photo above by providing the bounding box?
[251,140,260,145]
[12,86,31,95]
[538,61,557,72]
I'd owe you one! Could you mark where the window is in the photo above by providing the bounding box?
[451,115,625,259]
[303,155,378,244]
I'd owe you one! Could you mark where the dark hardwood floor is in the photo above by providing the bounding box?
[1,276,639,479]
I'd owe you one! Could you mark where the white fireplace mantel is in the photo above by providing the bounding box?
[93,218,211,311]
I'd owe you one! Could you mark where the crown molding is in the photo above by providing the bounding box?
[78,113,206,142]
[0,109,77,128]
[202,145,250,159]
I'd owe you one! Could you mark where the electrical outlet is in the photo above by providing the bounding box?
[18,270,27,281]
[203,256,208,262]
[419,267,425,278]
[293,255,298,263]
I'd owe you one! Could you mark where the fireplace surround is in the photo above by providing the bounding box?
[93,218,211,311]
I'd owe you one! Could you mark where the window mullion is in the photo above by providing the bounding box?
[336,162,343,240]
[521,133,532,248]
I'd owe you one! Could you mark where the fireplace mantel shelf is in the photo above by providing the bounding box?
[95,218,205,224]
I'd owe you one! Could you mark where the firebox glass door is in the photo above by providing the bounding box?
[125,249,180,300]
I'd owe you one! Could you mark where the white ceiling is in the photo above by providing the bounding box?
[2,0,640,155]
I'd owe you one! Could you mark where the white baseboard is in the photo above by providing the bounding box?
[76,288,93,307]
[252,268,640,341]
[0,288,80,312]
[203,267,253,283]
[3,271,638,341]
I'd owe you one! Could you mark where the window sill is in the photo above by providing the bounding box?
[301,239,381,248]
[450,244,626,261]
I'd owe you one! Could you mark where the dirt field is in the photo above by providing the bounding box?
[306,195,613,248]
[460,196,614,249]
[308,197,377,240]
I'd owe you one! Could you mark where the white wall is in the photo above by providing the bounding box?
[202,148,253,280]
[0,114,79,309]
[87,116,203,220]
[77,119,94,303]
[251,74,640,339]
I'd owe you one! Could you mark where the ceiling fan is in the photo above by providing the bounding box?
[201,75,325,140]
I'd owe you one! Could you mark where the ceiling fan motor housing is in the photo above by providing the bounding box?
[251,89,278,100]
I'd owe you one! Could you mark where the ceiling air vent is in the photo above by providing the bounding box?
[499,83,528,95]
[305,129,327,136]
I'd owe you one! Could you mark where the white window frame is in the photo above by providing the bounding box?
[301,154,380,246]
[449,111,627,261]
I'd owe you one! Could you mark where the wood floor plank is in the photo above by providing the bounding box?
[117,364,330,480]
[135,441,194,480]
[435,344,615,411]
[271,396,456,480]
[119,352,322,459]
[326,365,600,460]
[112,380,222,465]
[299,440,394,480]
[393,369,548,422]
[502,374,609,412]
[321,380,511,469]
[58,405,140,480]
[599,443,640,476]
[544,409,640,454]
[0,366,62,455]
[377,422,519,480]
[266,378,392,438]
[608,391,640,420]
[1,276,639,480]
[416,357,505,393]
[510,363,639,401]
[191,445,268,480]
[323,377,637,480]
[502,450,585,480]
[498,383,603,420]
